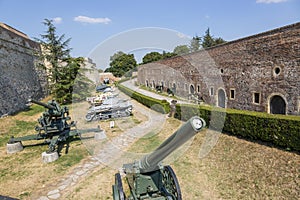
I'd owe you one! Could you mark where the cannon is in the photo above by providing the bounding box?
[7,99,101,159]
[112,116,206,200]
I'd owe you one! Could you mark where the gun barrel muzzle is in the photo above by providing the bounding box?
[139,116,206,172]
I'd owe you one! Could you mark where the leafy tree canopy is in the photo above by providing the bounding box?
[173,45,190,55]
[142,51,177,64]
[190,35,201,52]
[142,52,162,64]
[105,51,137,77]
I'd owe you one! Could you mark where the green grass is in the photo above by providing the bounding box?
[128,131,163,153]
[0,120,37,147]
[54,142,88,172]
[19,104,45,116]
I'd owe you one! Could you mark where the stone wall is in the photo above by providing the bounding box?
[138,22,300,115]
[0,23,47,116]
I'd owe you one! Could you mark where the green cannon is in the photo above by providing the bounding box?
[112,116,206,200]
[7,99,100,161]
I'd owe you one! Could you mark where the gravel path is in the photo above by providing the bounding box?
[37,84,166,200]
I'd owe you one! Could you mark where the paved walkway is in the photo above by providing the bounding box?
[121,78,192,105]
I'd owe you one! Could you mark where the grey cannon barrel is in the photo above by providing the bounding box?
[29,99,56,110]
[139,116,206,173]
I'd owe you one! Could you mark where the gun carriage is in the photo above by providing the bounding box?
[7,99,100,155]
[112,116,206,200]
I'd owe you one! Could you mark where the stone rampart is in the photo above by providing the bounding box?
[0,23,47,116]
[138,22,300,115]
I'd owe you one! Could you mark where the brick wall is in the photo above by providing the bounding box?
[138,22,300,115]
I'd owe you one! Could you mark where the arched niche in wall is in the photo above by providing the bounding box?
[268,94,287,115]
[217,88,226,108]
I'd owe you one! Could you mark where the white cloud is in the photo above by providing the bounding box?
[52,17,62,24]
[177,32,190,39]
[74,16,111,24]
[256,0,288,4]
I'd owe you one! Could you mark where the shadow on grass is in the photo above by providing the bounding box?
[222,132,300,155]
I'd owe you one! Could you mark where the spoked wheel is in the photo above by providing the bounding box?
[162,166,182,200]
[112,173,125,200]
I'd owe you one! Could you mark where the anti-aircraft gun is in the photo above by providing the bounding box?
[112,116,206,200]
[7,99,100,157]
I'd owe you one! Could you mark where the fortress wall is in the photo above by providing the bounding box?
[0,24,47,116]
[138,22,300,115]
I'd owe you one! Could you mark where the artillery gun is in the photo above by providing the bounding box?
[112,116,206,200]
[7,99,100,160]
[85,98,133,121]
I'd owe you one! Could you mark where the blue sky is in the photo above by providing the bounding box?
[0,0,299,68]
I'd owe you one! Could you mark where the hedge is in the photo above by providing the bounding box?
[175,104,300,151]
[117,80,300,151]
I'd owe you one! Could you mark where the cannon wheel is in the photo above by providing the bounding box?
[85,113,94,122]
[162,166,182,200]
[112,173,125,200]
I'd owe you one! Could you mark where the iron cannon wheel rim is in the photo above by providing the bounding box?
[162,165,182,200]
[115,173,125,200]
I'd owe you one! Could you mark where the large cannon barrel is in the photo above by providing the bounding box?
[28,99,56,110]
[139,116,206,173]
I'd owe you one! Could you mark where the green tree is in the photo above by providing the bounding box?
[142,52,163,64]
[56,57,87,103]
[190,35,201,52]
[162,51,177,59]
[173,45,190,55]
[214,37,227,46]
[202,28,226,48]
[105,51,137,77]
[201,28,215,48]
[35,19,89,103]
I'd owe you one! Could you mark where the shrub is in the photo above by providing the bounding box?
[175,104,300,151]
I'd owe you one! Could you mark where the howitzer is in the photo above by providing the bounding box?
[112,116,206,200]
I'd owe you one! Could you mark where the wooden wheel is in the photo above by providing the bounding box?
[162,166,182,200]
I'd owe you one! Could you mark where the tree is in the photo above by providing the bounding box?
[173,45,190,55]
[142,52,163,64]
[214,37,227,46]
[201,28,215,49]
[161,51,177,59]
[55,57,86,104]
[35,19,89,103]
[190,35,201,52]
[105,51,137,77]
[202,28,226,48]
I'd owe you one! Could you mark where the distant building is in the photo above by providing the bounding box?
[138,22,300,115]
[82,57,99,84]
[99,72,120,84]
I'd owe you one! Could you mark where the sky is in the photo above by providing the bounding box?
[0,0,299,69]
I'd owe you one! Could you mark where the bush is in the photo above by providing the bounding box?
[175,104,300,151]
